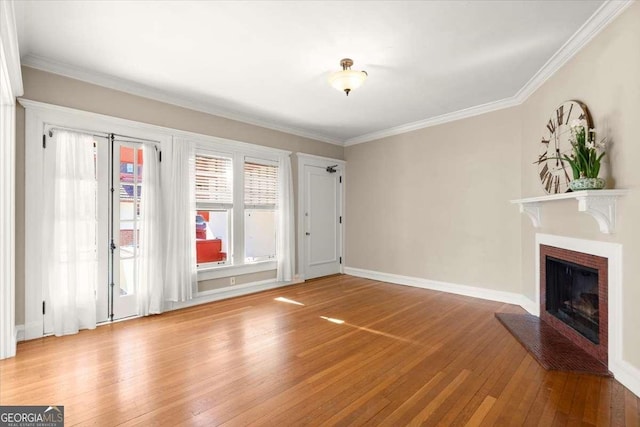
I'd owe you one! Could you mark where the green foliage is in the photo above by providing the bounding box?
[562,125,606,179]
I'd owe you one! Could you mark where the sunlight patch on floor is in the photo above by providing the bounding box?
[274,297,305,306]
[320,316,345,324]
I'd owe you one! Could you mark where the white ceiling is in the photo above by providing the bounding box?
[14,1,615,145]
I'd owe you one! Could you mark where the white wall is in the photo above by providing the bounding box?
[345,107,522,294]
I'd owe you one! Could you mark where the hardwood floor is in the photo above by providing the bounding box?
[1,275,638,426]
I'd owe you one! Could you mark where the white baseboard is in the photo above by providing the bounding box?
[166,278,304,311]
[611,359,640,398]
[518,296,539,316]
[23,321,43,341]
[15,324,24,342]
[344,266,527,308]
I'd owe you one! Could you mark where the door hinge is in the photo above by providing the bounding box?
[339,176,342,183]
[339,256,342,264]
[159,151,162,162]
[42,301,45,315]
[339,216,342,224]
[42,134,46,148]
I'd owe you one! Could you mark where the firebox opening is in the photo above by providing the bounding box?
[545,256,599,344]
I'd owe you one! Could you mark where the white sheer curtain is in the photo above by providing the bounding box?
[137,143,164,315]
[164,138,197,301]
[276,154,295,282]
[46,131,97,336]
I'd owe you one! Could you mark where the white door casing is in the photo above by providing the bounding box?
[23,100,171,339]
[41,132,143,334]
[297,154,344,280]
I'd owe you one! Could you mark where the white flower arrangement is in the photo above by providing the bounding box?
[562,119,606,179]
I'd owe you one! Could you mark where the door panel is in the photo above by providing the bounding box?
[112,144,141,320]
[304,164,342,279]
[308,171,338,264]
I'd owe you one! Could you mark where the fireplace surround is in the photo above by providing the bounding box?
[535,234,623,371]
[540,244,608,364]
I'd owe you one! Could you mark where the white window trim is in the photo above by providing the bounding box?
[243,157,278,263]
[198,260,276,281]
[20,99,291,339]
[193,140,285,277]
[0,0,23,359]
[195,148,235,268]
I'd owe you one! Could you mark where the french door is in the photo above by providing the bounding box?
[105,141,142,322]
[44,135,142,333]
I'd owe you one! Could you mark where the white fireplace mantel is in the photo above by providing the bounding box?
[511,190,628,234]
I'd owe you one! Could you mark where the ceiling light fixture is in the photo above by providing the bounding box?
[328,58,368,96]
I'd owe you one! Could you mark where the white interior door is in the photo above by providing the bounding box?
[300,157,343,280]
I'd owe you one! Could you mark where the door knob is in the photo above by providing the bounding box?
[305,232,311,236]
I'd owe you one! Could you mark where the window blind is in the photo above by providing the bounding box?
[195,154,233,205]
[244,162,278,206]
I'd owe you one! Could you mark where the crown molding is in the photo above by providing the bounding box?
[0,0,24,96]
[514,0,633,102]
[343,97,520,146]
[20,54,343,146]
[345,0,633,146]
[19,0,632,148]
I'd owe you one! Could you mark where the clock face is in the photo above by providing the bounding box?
[536,100,592,194]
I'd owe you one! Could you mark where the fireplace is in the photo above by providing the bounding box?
[546,257,599,343]
[540,244,608,364]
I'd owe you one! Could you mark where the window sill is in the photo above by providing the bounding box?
[197,260,277,281]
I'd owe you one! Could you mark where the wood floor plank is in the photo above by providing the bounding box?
[464,395,496,427]
[451,332,525,425]
[502,354,546,425]
[378,371,448,426]
[1,274,638,426]
[611,380,627,426]
[406,368,471,425]
[480,355,536,425]
[551,370,579,425]
[522,370,567,426]
[596,376,613,427]
[625,388,640,426]
[582,375,603,425]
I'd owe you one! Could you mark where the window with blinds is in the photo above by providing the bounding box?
[244,161,278,262]
[244,162,278,207]
[195,154,233,206]
[195,154,233,266]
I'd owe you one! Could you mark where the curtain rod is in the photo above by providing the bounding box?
[47,126,161,145]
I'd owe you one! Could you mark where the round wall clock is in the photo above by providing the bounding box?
[536,100,592,194]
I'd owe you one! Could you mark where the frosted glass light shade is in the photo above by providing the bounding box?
[328,70,368,94]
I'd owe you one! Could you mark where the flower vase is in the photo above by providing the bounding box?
[569,176,606,191]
